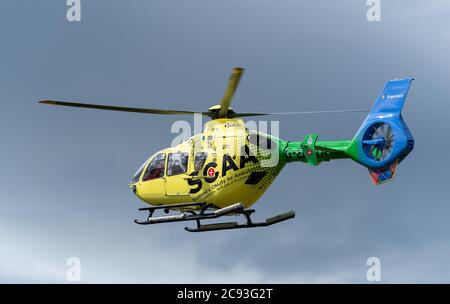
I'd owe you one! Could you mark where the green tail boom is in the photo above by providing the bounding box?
[280,134,351,166]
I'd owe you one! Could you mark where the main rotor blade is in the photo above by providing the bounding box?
[232,108,370,117]
[218,67,244,118]
[39,100,210,116]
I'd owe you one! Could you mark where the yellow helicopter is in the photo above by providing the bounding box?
[39,67,415,232]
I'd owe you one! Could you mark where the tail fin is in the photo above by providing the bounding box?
[348,79,414,184]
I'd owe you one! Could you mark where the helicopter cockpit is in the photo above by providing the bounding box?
[132,148,193,180]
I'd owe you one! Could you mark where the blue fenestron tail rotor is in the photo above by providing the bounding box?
[362,122,394,162]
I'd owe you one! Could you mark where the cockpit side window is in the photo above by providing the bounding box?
[167,152,188,176]
[194,152,208,171]
[142,153,166,181]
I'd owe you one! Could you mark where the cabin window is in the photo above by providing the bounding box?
[194,152,208,171]
[248,133,277,151]
[167,152,189,176]
[142,153,166,181]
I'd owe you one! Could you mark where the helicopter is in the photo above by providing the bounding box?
[39,67,414,232]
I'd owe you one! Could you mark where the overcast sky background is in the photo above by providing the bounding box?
[1,0,449,283]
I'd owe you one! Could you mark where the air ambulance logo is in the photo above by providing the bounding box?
[207,167,215,177]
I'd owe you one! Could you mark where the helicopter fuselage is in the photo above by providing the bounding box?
[130,118,285,209]
[129,118,351,210]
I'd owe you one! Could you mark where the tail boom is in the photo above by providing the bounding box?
[281,78,414,185]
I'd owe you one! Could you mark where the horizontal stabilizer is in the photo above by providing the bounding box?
[301,134,319,165]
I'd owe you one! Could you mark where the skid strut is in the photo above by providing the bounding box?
[134,202,295,232]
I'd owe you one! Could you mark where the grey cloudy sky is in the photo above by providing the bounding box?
[1,0,450,283]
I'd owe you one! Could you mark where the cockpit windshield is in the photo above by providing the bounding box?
[130,160,148,184]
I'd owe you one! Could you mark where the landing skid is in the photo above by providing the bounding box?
[134,202,295,232]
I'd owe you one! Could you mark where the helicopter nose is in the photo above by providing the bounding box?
[130,184,145,201]
[130,185,137,196]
